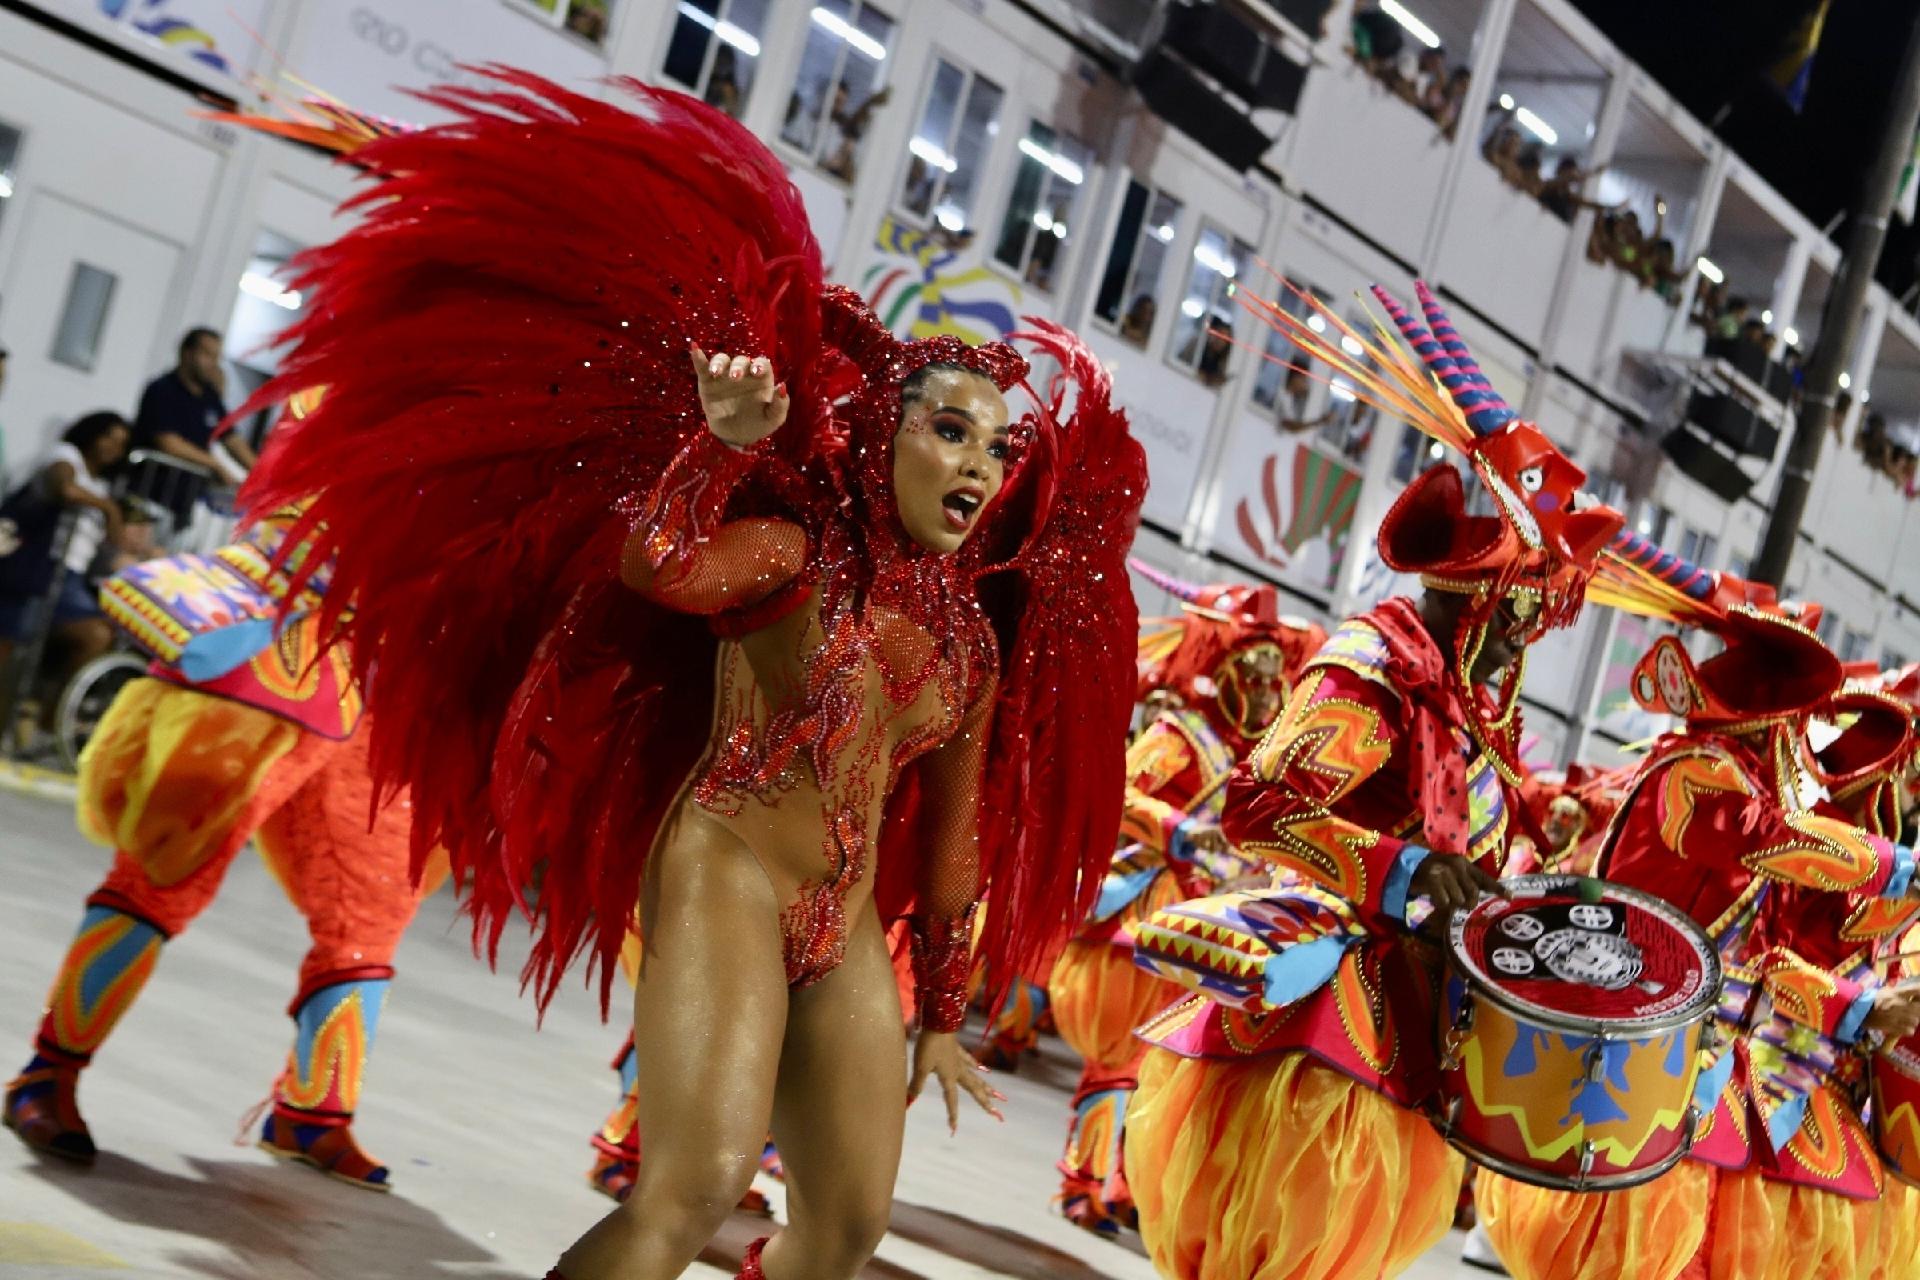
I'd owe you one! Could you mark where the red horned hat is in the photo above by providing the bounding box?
[1130,559,1324,744]
[1241,279,1623,638]
[1590,536,1843,727]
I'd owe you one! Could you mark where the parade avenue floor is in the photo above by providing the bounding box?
[0,782,1482,1279]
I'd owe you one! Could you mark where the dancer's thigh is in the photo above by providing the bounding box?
[767,905,908,1264]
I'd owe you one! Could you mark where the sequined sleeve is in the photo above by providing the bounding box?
[1222,666,1421,927]
[908,681,995,1033]
[1116,717,1200,859]
[1646,752,1903,898]
[619,430,806,615]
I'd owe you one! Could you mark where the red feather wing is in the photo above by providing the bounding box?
[239,70,831,1010]
[970,319,1149,995]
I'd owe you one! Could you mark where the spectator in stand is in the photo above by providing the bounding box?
[1432,67,1472,137]
[1860,411,1892,473]
[1691,277,1728,331]
[1831,390,1854,444]
[1183,313,1234,387]
[1119,295,1157,348]
[1638,237,1687,301]
[820,83,891,183]
[1715,296,1752,343]
[705,47,743,118]
[1540,157,1610,222]
[1278,366,1333,435]
[1351,4,1408,86]
[1485,125,1524,183]
[1513,146,1546,198]
[1413,47,1447,109]
[0,410,132,700]
[563,0,608,44]
[1608,209,1648,275]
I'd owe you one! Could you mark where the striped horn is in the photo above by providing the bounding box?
[1414,281,1517,435]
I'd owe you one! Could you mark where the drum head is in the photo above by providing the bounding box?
[1449,874,1719,1034]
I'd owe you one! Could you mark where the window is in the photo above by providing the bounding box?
[1171,226,1251,386]
[1393,422,1445,484]
[660,0,771,117]
[991,121,1091,292]
[1818,609,1843,649]
[1674,526,1716,570]
[1841,628,1873,664]
[1319,381,1379,466]
[899,58,1004,241]
[0,123,18,235]
[512,0,617,46]
[779,0,895,183]
[1632,502,1671,547]
[1727,550,1751,580]
[1250,283,1329,413]
[1885,649,1909,672]
[50,263,117,373]
[1095,181,1183,345]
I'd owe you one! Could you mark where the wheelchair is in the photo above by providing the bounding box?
[1,450,238,771]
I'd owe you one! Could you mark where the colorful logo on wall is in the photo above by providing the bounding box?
[861,215,1021,343]
[1233,445,1362,590]
[99,0,242,75]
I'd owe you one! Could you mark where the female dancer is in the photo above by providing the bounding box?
[236,71,1146,1280]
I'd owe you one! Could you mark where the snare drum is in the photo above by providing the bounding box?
[1437,874,1722,1191]
[1871,1033,1920,1188]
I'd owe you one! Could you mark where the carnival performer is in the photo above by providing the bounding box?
[1849,664,1920,1280]
[1476,565,1920,1280]
[230,71,1145,1280]
[1123,280,1625,1280]
[1050,565,1320,1234]
[1512,760,1629,876]
[2,505,440,1190]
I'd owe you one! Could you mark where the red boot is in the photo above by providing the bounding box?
[738,1237,770,1279]
[4,1051,95,1163]
[256,970,394,1191]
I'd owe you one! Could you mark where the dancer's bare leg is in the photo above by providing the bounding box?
[761,904,908,1280]
[555,813,789,1280]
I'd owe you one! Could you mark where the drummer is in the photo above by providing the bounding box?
[1796,666,1920,1279]
[1123,280,1625,1280]
[1478,577,1920,1280]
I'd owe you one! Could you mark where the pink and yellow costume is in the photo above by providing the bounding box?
[4,514,441,1188]
[1479,569,1920,1280]
[1124,281,1624,1279]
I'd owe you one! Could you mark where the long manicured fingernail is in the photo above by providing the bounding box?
[990,1089,1008,1101]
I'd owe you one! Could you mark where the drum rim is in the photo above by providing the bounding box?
[1439,1128,1690,1193]
[1447,873,1723,1036]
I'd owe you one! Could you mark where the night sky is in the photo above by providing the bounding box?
[1569,0,1920,295]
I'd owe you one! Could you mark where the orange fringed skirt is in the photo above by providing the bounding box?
[1694,1166,1877,1280]
[1871,1177,1920,1280]
[1477,1163,1712,1280]
[1050,938,1182,1073]
[1128,1047,1464,1280]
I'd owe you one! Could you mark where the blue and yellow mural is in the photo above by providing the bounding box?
[861,215,1022,344]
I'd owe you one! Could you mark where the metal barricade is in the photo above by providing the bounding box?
[117,449,239,553]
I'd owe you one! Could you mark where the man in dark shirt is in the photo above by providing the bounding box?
[132,328,257,529]
[134,328,256,487]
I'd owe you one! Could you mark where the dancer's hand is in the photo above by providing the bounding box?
[1411,853,1506,914]
[1866,986,1920,1042]
[692,346,790,448]
[908,1030,1006,1135]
